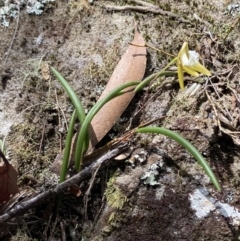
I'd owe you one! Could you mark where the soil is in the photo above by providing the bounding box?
[0,0,240,240]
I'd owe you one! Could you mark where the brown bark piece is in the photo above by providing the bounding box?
[0,151,19,204]
[51,28,146,174]
[88,28,147,148]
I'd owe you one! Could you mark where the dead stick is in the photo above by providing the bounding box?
[0,143,128,224]
[104,5,190,23]
[3,3,20,65]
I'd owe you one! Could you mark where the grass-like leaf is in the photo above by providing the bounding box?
[52,65,221,192]
[136,126,221,191]
[56,110,77,212]
[59,110,77,183]
[51,66,89,152]
[75,82,139,171]
[51,67,86,123]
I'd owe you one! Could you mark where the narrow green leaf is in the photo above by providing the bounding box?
[56,110,77,213]
[136,127,221,191]
[59,110,77,183]
[75,81,139,171]
[51,66,89,151]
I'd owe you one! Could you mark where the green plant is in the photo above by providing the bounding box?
[134,42,211,91]
[59,110,76,184]
[51,67,139,172]
[136,127,220,191]
[51,67,90,160]
[73,81,141,171]
[51,42,220,194]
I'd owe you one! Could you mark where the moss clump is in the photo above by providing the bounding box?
[104,173,128,210]
[101,171,130,236]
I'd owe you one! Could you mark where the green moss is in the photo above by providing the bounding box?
[101,171,130,235]
[104,173,128,210]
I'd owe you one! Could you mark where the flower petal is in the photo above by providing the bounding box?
[188,51,199,66]
[178,42,189,60]
[183,66,199,77]
[180,52,189,66]
[177,42,211,89]
[190,63,211,76]
[177,60,185,89]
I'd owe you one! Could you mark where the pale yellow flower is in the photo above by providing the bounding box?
[177,42,211,89]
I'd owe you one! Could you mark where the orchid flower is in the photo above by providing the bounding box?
[177,42,211,89]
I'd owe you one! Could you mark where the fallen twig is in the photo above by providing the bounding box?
[3,3,20,65]
[128,0,156,8]
[83,163,101,220]
[0,143,129,224]
[103,2,190,24]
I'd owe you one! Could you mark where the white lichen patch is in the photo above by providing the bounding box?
[190,188,240,225]
[141,162,164,186]
[189,189,216,218]
[0,0,55,26]
[127,148,148,167]
[155,185,166,200]
[215,202,240,226]
[224,3,240,16]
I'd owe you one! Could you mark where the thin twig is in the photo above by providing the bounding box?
[104,4,190,23]
[205,90,222,130]
[205,90,240,135]
[83,164,101,220]
[0,143,128,224]
[60,221,66,241]
[36,120,46,162]
[48,215,58,241]
[92,198,105,230]
[128,0,157,8]
[43,213,53,240]
[208,78,233,122]
[55,89,68,130]
[224,16,240,41]
[54,89,64,153]
[3,3,20,65]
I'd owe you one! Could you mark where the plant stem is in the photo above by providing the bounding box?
[134,57,178,92]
